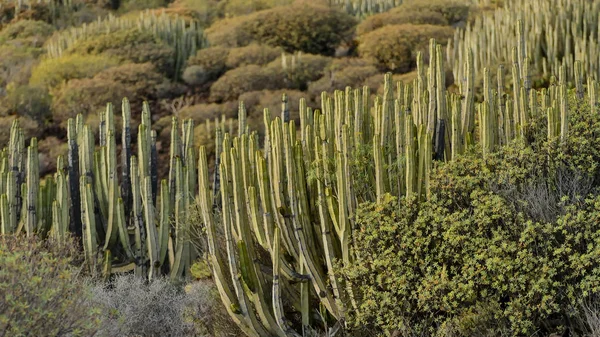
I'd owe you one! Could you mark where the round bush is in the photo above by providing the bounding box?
[265,53,332,91]
[243,4,357,55]
[167,0,224,26]
[356,9,448,36]
[29,53,120,89]
[357,24,454,73]
[2,83,51,122]
[0,44,44,88]
[307,64,379,99]
[52,62,177,124]
[400,0,471,25]
[0,19,54,47]
[205,3,356,55]
[225,44,282,69]
[204,15,254,48]
[93,62,174,101]
[65,28,175,77]
[183,46,231,86]
[51,77,126,124]
[209,65,283,102]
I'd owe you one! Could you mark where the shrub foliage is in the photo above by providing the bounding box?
[358,24,454,73]
[0,235,100,337]
[340,99,600,336]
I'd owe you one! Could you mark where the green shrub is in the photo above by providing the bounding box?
[400,0,471,25]
[204,15,253,48]
[307,64,379,99]
[242,4,357,55]
[357,24,454,73]
[52,62,178,124]
[2,83,51,122]
[222,0,281,17]
[206,3,356,55]
[225,43,282,69]
[5,3,52,24]
[0,44,43,88]
[51,77,127,124]
[356,8,448,36]
[265,52,332,91]
[209,64,283,102]
[0,19,54,47]
[0,234,100,337]
[29,53,120,89]
[119,0,167,12]
[65,28,175,77]
[93,62,176,101]
[340,98,600,337]
[169,0,224,26]
[183,46,231,86]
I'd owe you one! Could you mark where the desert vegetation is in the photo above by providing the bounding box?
[1,0,600,336]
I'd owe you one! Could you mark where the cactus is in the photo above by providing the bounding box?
[0,29,594,336]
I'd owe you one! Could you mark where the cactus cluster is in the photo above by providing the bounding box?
[1,32,597,335]
[448,0,600,85]
[329,0,404,18]
[44,10,206,78]
[0,99,206,280]
[197,36,595,335]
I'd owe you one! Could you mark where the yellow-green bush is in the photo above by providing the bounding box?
[308,65,379,99]
[93,62,175,101]
[0,19,54,47]
[356,8,448,36]
[1,3,52,25]
[209,64,283,102]
[204,15,253,48]
[241,4,357,55]
[222,0,290,17]
[51,76,126,124]
[225,44,282,69]
[206,3,356,55]
[265,52,332,91]
[29,53,120,89]
[52,62,177,124]
[339,97,600,336]
[0,235,100,337]
[169,0,224,26]
[357,24,454,73]
[2,83,51,122]
[183,46,231,86]
[118,0,167,12]
[0,44,43,87]
[401,0,471,25]
[307,58,380,99]
[65,28,175,77]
